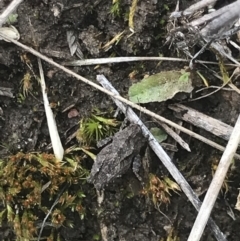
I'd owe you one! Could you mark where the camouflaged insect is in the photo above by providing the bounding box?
[88,124,146,190]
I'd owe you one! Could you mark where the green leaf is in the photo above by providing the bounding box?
[150,127,168,143]
[179,71,190,81]
[128,70,193,103]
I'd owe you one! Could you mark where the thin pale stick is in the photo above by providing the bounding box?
[62,56,222,67]
[96,74,227,241]
[1,35,240,159]
[187,115,240,241]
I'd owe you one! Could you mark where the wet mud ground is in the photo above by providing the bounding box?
[1,0,240,240]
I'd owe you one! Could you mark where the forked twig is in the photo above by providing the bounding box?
[187,115,240,241]
[96,74,227,241]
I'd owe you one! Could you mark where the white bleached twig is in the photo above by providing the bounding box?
[0,0,23,27]
[96,74,227,241]
[37,58,64,161]
[62,56,221,67]
[187,115,240,241]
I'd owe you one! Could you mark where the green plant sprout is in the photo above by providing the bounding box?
[7,14,18,24]
[76,113,120,145]
[110,0,121,17]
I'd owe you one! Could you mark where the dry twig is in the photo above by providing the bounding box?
[188,115,240,241]
[62,56,223,67]
[169,104,236,143]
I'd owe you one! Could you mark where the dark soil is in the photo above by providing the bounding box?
[1,0,240,241]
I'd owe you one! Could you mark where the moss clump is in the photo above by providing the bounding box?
[142,174,181,207]
[0,152,88,240]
